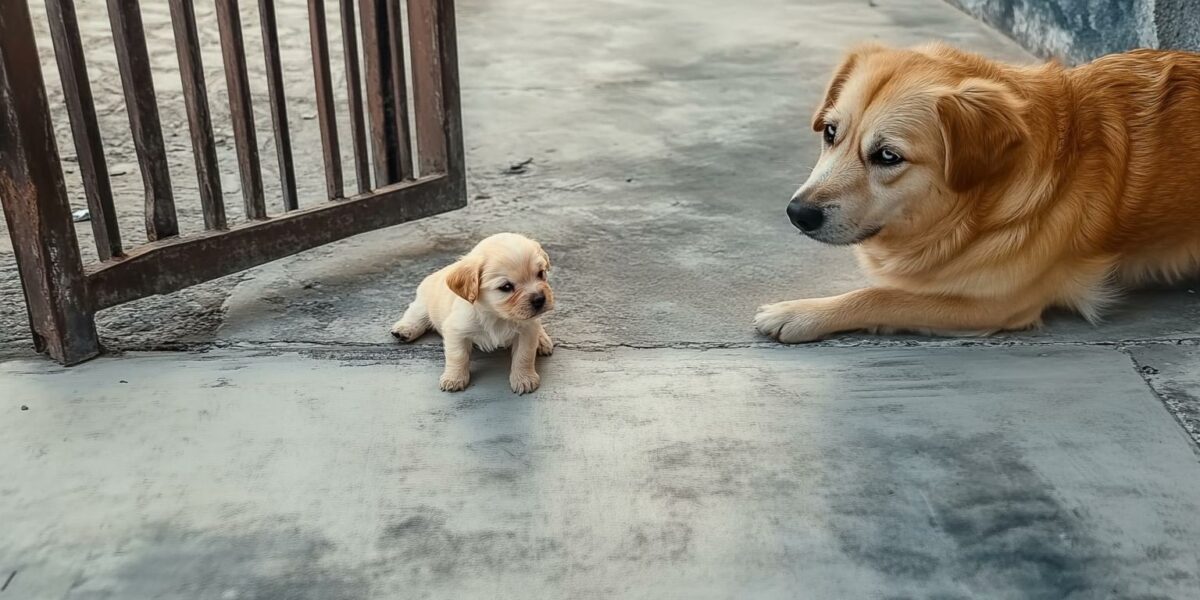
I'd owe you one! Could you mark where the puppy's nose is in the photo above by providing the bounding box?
[530,293,546,312]
[787,198,825,232]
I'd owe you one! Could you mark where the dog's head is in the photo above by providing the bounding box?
[446,233,554,321]
[788,43,1028,245]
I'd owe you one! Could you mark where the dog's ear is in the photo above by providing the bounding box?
[812,43,884,131]
[938,78,1026,192]
[446,256,483,303]
[537,246,550,272]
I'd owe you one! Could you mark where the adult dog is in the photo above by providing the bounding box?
[756,43,1200,342]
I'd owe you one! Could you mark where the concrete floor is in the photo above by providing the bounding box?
[3,0,1200,598]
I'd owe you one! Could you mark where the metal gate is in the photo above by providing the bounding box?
[0,0,465,365]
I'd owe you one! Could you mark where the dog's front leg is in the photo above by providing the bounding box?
[755,287,1039,343]
[440,336,473,392]
[509,326,542,394]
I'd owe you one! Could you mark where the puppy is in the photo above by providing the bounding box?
[391,233,554,393]
[756,42,1200,342]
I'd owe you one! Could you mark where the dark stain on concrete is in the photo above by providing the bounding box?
[646,437,763,502]
[466,432,533,480]
[378,506,564,584]
[69,523,369,600]
[472,467,523,484]
[1151,382,1200,438]
[609,522,694,564]
[820,431,1112,598]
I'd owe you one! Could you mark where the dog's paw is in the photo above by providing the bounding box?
[537,331,554,356]
[510,370,541,395]
[754,300,828,343]
[390,321,419,343]
[439,371,470,392]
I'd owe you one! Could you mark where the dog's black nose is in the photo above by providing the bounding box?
[787,199,825,232]
[530,293,546,311]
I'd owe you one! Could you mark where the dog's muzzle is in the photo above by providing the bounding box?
[787,196,825,233]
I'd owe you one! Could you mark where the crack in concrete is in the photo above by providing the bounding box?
[33,334,1197,356]
[1119,346,1200,452]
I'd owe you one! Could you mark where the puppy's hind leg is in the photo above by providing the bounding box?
[391,297,431,343]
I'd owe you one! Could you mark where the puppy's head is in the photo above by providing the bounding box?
[788,43,1027,245]
[446,233,554,321]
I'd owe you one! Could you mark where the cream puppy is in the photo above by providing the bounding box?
[391,233,555,393]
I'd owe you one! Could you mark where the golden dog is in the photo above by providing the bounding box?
[756,43,1200,342]
[392,233,554,393]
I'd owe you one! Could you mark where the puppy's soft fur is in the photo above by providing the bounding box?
[392,233,554,393]
[756,43,1200,342]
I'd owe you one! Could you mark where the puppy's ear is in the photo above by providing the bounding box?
[446,256,483,303]
[938,78,1026,192]
[811,43,883,131]
[537,245,550,272]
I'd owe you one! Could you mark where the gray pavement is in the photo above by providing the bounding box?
[4,346,1200,599]
[3,0,1200,597]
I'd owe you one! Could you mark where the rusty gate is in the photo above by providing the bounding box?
[0,0,465,365]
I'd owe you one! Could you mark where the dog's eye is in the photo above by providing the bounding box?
[823,123,837,145]
[498,282,514,293]
[871,148,904,166]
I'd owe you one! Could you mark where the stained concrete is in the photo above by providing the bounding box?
[4,347,1200,599]
[3,0,1200,596]
[1128,344,1200,442]
[948,0,1200,63]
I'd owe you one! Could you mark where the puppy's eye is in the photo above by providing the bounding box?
[537,270,546,280]
[498,282,514,293]
[823,123,837,145]
[870,147,904,166]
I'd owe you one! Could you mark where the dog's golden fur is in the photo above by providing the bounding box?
[756,43,1200,342]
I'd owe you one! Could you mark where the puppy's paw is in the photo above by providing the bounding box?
[439,371,470,392]
[510,370,541,395]
[537,331,554,356]
[754,300,828,343]
[390,321,419,343]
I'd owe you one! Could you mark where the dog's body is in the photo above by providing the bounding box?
[392,233,554,393]
[756,43,1200,342]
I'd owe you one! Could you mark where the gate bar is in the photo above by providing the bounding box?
[259,0,299,212]
[44,0,123,260]
[308,0,344,200]
[0,0,100,364]
[438,0,465,190]
[339,0,371,194]
[407,0,448,176]
[168,0,227,231]
[107,0,179,240]
[386,0,414,180]
[215,0,267,220]
[358,0,399,185]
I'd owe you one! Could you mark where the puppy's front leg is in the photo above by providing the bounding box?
[535,321,554,356]
[439,335,473,392]
[509,326,542,394]
[755,287,1041,342]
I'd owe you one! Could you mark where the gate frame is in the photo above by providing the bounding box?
[0,0,465,365]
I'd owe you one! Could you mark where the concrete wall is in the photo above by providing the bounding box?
[946,0,1200,63]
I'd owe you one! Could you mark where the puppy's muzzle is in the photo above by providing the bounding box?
[787,194,825,233]
[530,292,547,313]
